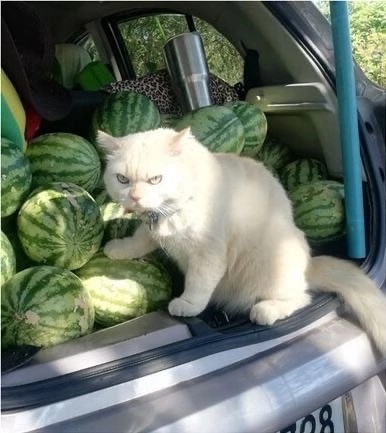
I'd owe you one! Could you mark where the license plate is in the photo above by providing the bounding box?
[279,398,345,433]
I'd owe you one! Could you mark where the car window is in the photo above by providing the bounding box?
[117,14,243,85]
[314,0,386,88]
[77,34,100,62]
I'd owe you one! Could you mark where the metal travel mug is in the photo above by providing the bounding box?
[163,32,213,113]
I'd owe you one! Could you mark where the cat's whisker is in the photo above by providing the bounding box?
[157,202,178,217]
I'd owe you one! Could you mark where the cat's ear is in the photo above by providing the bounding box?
[96,131,123,153]
[168,127,191,156]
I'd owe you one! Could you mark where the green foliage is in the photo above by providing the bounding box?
[118,14,243,84]
[119,15,187,76]
[315,1,386,87]
[195,18,243,85]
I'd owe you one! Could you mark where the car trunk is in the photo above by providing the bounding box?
[1,2,385,432]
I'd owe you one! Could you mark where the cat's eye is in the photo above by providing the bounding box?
[116,173,130,184]
[148,175,162,185]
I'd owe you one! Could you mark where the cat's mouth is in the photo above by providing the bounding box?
[123,201,178,218]
[123,207,136,214]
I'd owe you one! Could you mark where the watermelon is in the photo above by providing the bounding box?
[1,231,16,286]
[1,137,32,217]
[280,158,328,191]
[91,176,109,206]
[92,186,109,207]
[225,101,267,156]
[17,182,104,270]
[91,91,161,157]
[160,114,181,129]
[289,180,345,243]
[76,252,172,327]
[145,249,184,298]
[255,137,293,174]
[1,266,94,348]
[101,201,141,245]
[174,105,245,154]
[27,133,101,192]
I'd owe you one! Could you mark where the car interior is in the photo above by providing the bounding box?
[1,3,385,429]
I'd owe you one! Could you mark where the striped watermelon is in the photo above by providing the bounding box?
[91,91,161,158]
[280,158,328,191]
[27,133,101,192]
[255,136,294,174]
[76,252,172,327]
[91,176,109,206]
[289,180,345,243]
[160,114,181,129]
[225,101,267,156]
[1,137,32,217]
[145,249,184,298]
[92,186,109,207]
[1,231,16,286]
[1,266,94,348]
[174,105,245,154]
[17,182,104,270]
[101,201,141,245]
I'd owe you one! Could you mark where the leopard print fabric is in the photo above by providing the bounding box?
[104,69,239,116]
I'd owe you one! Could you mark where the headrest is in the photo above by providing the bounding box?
[1,1,72,121]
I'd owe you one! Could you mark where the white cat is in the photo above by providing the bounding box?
[98,127,386,355]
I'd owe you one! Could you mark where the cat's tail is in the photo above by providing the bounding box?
[307,255,386,356]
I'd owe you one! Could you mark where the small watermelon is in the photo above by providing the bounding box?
[17,182,104,270]
[255,137,293,174]
[289,180,345,243]
[174,105,245,154]
[100,201,141,245]
[27,133,101,192]
[76,252,172,327]
[1,231,16,286]
[91,91,161,157]
[225,101,267,156]
[280,158,328,191]
[1,137,32,217]
[1,266,94,348]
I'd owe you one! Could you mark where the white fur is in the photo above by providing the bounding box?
[99,128,386,355]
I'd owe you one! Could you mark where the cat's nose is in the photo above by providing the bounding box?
[129,192,141,203]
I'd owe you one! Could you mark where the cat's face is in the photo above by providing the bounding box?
[99,128,194,215]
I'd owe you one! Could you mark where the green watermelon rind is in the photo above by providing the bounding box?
[17,182,104,270]
[1,138,32,217]
[280,158,328,191]
[225,101,267,156]
[27,133,102,192]
[289,180,345,242]
[100,201,141,245]
[76,251,172,327]
[255,137,294,173]
[1,231,16,286]
[90,91,161,157]
[1,265,95,348]
[174,105,245,154]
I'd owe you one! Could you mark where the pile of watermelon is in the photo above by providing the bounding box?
[1,89,345,350]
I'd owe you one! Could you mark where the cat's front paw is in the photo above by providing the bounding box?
[250,300,283,326]
[104,239,137,260]
[168,297,204,317]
